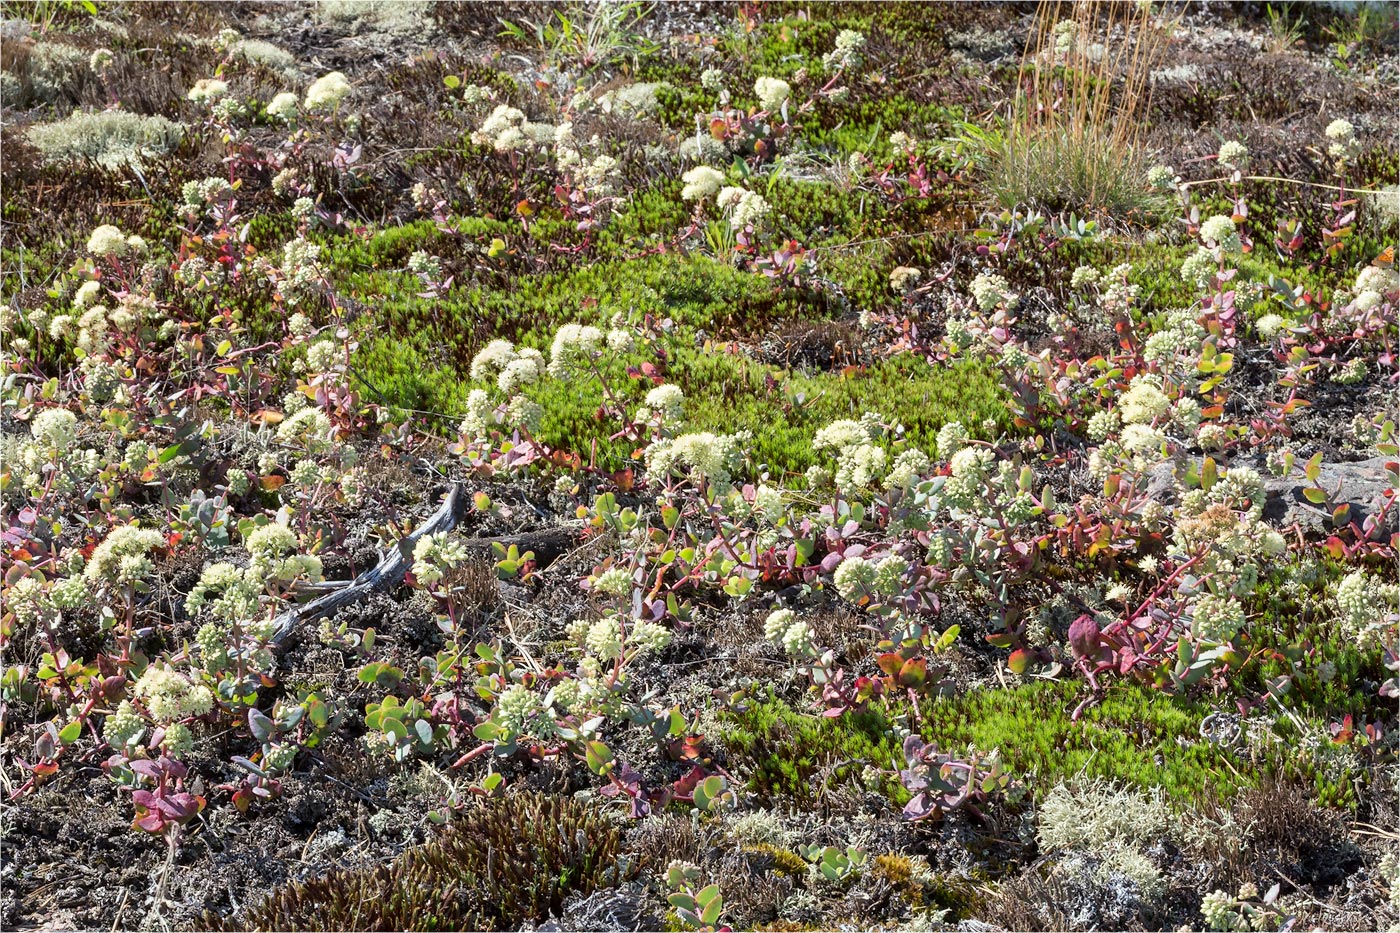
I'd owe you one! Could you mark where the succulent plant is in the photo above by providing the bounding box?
[898,735,1016,821]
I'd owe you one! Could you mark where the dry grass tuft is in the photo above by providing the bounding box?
[973,0,1179,222]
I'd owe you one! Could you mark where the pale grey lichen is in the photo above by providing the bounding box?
[27,110,184,170]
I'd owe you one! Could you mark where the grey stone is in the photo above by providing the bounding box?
[1263,456,1396,535]
[1145,461,1179,506]
[1142,457,1395,536]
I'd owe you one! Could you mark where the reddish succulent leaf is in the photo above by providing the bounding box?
[876,653,904,677]
[898,657,928,688]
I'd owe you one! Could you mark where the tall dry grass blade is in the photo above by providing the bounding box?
[995,0,1180,220]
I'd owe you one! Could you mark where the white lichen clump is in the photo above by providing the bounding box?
[1037,780,1171,895]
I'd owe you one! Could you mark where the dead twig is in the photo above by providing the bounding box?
[268,484,579,645]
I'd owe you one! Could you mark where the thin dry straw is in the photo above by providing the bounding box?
[1014,1,1178,209]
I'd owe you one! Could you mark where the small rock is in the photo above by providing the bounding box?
[1263,456,1395,535]
[1144,460,1179,506]
[1144,457,1395,537]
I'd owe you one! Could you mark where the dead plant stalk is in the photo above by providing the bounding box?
[1009,0,1178,214]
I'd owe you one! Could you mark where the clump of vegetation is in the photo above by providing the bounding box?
[2,39,91,108]
[1037,779,1173,895]
[962,0,1176,221]
[25,109,184,169]
[920,683,1254,801]
[1,3,1396,931]
[720,695,907,803]
[314,0,435,36]
[208,793,629,931]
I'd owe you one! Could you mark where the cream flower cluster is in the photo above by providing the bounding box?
[889,265,921,294]
[1052,19,1078,55]
[681,166,725,202]
[752,484,784,517]
[754,76,792,113]
[278,236,323,302]
[1348,264,1397,315]
[87,223,138,257]
[833,554,914,604]
[305,71,351,111]
[1335,569,1399,648]
[277,407,334,452]
[566,614,671,663]
[590,566,634,598]
[85,525,166,586]
[1141,307,1208,369]
[494,683,541,734]
[763,608,815,657]
[969,272,1018,312]
[884,448,931,490]
[245,523,323,584]
[1190,593,1246,643]
[473,104,555,152]
[412,532,469,585]
[548,323,604,377]
[713,185,772,230]
[104,701,147,750]
[461,83,494,106]
[30,407,78,452]
[936,421,969,459]
[470,338,546,393]
[1099,263,1139,317]
[407,250,440,279]
[644,430,749,492]
[1216,139,1247,169]
[3,409,103,496]
[185,562,261,622]
[1118,375,1170,426]
[574,153,620,193]
[1179,243,1216,288]
[188,77,229,105]
[5,576,58,628]
[50,285,163,356]
[813,415,890,493]
[304,338,337,373]
[832,555,878,602]
[943,446,994,506]
[1255,313,1284,340]
[822,29,866,73]
[640,383,685,425]
[460,390,496,440]
[181,176,232,209]
[1166,469,1284,603]
[266,91,298,121]
[1199,215,1241,253]
[1325,118,1360,162]
[1091,374,1198,468]
[134,664,215,722]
